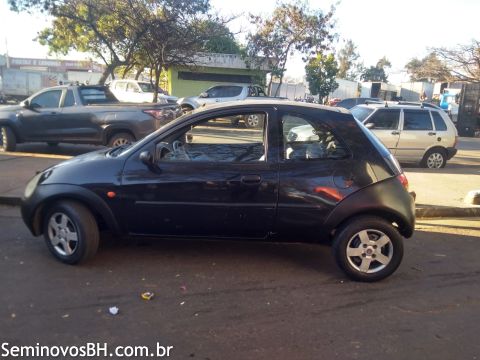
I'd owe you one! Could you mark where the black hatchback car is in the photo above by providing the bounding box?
[21,100,415,282]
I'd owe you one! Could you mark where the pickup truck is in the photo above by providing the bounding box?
[0,85,182,152]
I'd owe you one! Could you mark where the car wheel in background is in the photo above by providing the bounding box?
[332,216,404,282]
[421,148,447,169]
[244,114,264,128]
[108,132,135,147]
[0,126,16,152]
[43,201,99,264]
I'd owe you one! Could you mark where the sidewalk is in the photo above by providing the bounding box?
[0,149,479,217]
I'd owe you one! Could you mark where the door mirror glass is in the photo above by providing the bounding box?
[22,100,30,109]
[199,92,208,98]
[140,151,154,166]
[365,122,375,129]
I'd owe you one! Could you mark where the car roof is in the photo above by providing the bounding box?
[354,103,443,111]
[191,99,351,115]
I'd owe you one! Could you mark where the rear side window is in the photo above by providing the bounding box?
[79,87,118,104]
[351,106,374,122]
[282,114,349,160]
[365,109,400,130]
[431,111,447,131]
[403,110,433,130]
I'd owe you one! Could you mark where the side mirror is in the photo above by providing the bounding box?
[365,123,375,130]
[199,92,208,98]
[23,100,30,109]
[140,151,154,166]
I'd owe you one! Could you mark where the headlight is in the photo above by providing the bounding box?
[24,173,42,198]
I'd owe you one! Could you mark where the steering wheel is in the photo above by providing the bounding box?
[172,140,191,161]
[172,140,183,152]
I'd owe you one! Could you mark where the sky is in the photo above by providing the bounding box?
[1,0,480,84]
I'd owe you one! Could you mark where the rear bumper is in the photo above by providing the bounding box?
[446,147,457,160]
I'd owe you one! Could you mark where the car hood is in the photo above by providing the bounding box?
[0,104,23,113]
[39,148,125,186]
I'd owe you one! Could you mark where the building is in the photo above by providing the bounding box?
[167,53,271,98]
[0,55,104,100]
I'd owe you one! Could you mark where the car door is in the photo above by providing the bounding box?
[57,89,103,143]
[19,89,63,141]
[276,111,358,237]
[364,109,401,154]
[395,109,435,162]
[111,81,127,102]
[120,106,278,238]
[126,82,144,103]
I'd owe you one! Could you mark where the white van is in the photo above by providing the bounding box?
[351,104,458,168]
[109,79,178,104]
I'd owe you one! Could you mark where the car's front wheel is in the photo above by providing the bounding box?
[0,126,16,152]
[244,114,264,128]
[332,216,404,282]
[43,201,99,264]
[421,148,447,169]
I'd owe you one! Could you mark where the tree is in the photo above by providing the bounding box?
[305,53,338,103]
[361,56,391,82]
[200,20,240,54]
[245,2,336,95]
[337,39,360,80]
[432,40,480,82]
[405,53,451,82]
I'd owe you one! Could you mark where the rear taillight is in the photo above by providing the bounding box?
[397,173,409,190]
[143,109,165,120]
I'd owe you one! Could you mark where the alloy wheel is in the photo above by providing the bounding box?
[426,152,444,169]
[346,229,393,274]
[47,212,79,256]
[112,137,131,147]
[246,114,260,127]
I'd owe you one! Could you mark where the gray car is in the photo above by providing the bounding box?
[0,85,182,151]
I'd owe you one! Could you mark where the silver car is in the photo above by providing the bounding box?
[350,104,458,168]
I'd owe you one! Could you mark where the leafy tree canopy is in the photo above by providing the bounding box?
[305,52,338,102]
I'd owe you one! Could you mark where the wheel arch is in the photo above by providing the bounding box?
[103,126,136,146]
[29,187,121,237]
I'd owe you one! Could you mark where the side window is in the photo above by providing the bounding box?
[115,82,127,91]
[63,90,75,107]
[431,111,447,131]
[365,109,400,130]
[223,86,243,97]
[156,112,266,162]
[126,83,138,92]
[338,99,355,109]
[403,110,433,130]
[248,86,256,97]
[282,114,348,160]
[30,90,62,108]
[206,86,223,98]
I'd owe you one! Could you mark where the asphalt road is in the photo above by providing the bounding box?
[1,205,479,359]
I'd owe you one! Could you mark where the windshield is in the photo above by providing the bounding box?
[351,106,374,122]
[138,82,154,93]
[79,87,119,105]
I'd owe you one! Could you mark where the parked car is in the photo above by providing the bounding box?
[109,79,178,104]
[21,100,415,282]
[335,97,383,109]
[350,103,458,168]
[0,85,182,151]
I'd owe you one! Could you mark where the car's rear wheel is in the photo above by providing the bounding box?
[332,216,404,282]
[421,148,447,169]
[43,201,99,264]
[0,126,16,152]
[108,132,135,147]
[244,114,264,128]
[181,105,194,114]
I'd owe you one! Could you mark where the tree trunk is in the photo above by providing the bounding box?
[274,73,284,97]
[153,64,161,103]
[134,68,144,80]
[98,63,116,85]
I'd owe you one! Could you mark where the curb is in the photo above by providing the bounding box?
[1,195,479,218]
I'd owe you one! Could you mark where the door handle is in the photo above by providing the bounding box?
[50,111,58,115]
[428,132,437,136]
[241,175,261,185]
[391,131,400,135]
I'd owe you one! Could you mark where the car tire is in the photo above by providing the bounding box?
[108,132,135,147]
[421,148,447,169]
[244,114,264,128]
[43,200,99,264]
[332,216,404,282]
[0,126,16,152]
